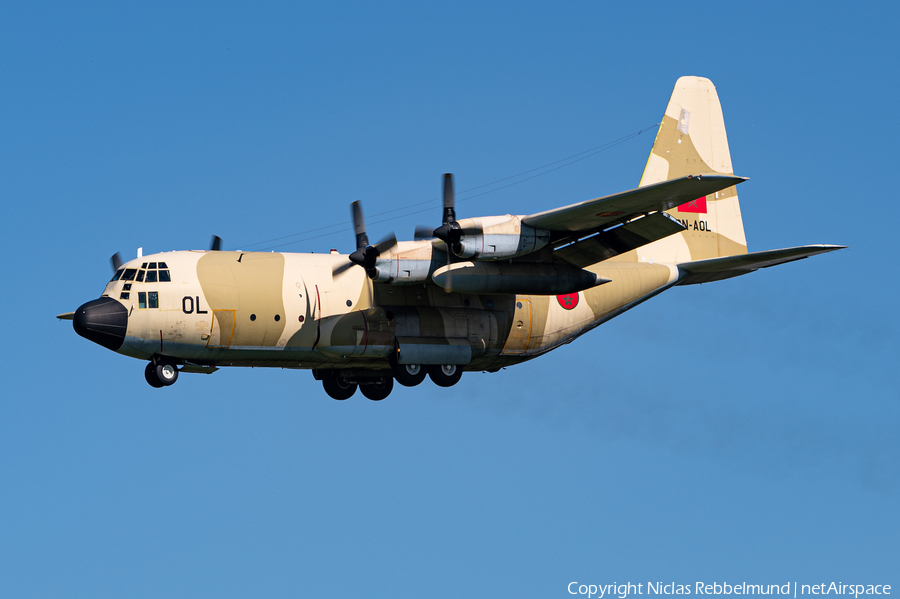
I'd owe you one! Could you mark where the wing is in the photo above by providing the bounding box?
[676,245,846,285]
[523,174,746,233]
[520,174,746,268]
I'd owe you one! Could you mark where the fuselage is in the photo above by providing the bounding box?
[76,248,679,373]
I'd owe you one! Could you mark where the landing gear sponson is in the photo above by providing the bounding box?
[313,362,464,401]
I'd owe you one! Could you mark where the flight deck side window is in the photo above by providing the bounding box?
[136,270,145,282]
[138,292,147,309]
[121,269,137,281]
[159,270,171,282]
[148,291,159,309]
[111,268,124,282]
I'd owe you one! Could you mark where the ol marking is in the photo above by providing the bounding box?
[182,296,209,314]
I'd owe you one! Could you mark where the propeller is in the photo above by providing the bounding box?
[415,173,463,244]
[414,173,480,245]
[110,252,123,273]
[414,173,479,293]
[210,235,222,251]
[333,201,397,277]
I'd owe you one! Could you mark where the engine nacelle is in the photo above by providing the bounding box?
[453,215,550,260]
[370,240,437,284]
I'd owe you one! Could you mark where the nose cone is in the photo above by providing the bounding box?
[73,297,128,351]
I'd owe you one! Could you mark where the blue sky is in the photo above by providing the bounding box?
[2,2,897,597]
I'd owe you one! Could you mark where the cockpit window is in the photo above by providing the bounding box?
[111,268,124,282]
[148,262,157,269]
[121,269,137,281]
[158,262,168,268]
[136,270,145,282]
[141,262,148,268]
[159,270,171,282]
[145,270,158,283]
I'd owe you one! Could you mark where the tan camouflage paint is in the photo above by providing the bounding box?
[88,76,824,380]
[635,76,748,264]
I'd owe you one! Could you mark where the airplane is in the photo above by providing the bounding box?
[58,76,844,401]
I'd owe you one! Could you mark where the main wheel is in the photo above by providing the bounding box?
[391,359,427,387]
[428,364,463,388]
[360,376,394,401]
[323,373,357,400]
[155,360,179,386]
[144,362,164,388]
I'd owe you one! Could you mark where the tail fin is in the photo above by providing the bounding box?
[636,76,748,263]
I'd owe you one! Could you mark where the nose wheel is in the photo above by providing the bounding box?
[144,360,178,388]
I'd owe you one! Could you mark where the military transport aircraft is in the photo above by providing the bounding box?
[58,76,843,400]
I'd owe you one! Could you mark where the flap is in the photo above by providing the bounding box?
[553,211,686,268]
[523,174,746,234]
[677,245,846,285]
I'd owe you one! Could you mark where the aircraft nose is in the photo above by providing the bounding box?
[73,297,128,351]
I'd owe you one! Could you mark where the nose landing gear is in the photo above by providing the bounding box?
[144,359,179,388]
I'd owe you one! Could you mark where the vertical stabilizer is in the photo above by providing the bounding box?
[636,76,748,264]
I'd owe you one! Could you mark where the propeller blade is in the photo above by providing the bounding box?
[442,173,456,225]
[351,201,369,250]
[444,241,453,294]
[110,252,123,272]
[333,260,356,276]
[210,235,222,251]
[414,225,437,240]
[372,233,397,255]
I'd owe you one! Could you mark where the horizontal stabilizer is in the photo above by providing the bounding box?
[553,211,686,268]
[677,244,845,285]
[523,174,746,234]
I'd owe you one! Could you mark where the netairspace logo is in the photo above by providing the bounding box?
[566,583,892,599]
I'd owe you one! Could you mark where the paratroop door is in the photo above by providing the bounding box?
[501,299,531,354]
[207,310,235,348]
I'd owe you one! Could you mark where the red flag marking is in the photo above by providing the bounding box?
[556,293,579,310]
[677,196,707,213]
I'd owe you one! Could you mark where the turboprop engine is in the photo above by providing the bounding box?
[370,240,437,284]
[451,215,550,260]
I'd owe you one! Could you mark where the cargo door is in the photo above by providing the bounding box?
[207,309,236,348]
[501,298,531,354]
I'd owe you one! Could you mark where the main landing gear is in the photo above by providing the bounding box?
[427,364,463,387]
[317,363,463,401]
[144,359,178,388]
